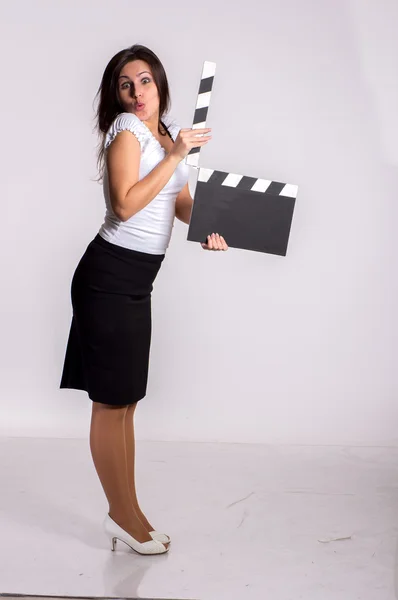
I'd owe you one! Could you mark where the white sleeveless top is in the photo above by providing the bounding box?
[98,112,189,255]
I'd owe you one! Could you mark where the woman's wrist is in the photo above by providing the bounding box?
[165,152,183,167]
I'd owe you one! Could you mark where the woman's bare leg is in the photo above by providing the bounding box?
[124,402,156,532]
[89,402,152,543]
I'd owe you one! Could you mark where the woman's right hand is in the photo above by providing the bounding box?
[170,128,212,161]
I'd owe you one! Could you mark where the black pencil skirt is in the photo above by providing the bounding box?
[60,234,165,405]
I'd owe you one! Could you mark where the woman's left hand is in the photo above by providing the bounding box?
[201,233,228,251]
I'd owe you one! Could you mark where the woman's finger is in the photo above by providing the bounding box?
[220,235,228,251]
[180,127,211,133]
[189,135,212,145]
[202,234,228,251]
[180,129,211,141]
[179,127,211,135]
[189,138,211,147]
[213,233,221,250]
[186,140,211,152]
[201,234,228,251]
[190,128,212,136]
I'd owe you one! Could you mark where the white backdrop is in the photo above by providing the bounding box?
[0,0,396,444]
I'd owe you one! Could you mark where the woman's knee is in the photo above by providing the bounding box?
[126,401,138,415]
[91,401,129,419]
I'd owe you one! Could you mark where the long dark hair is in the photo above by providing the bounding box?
[94,44,171,179]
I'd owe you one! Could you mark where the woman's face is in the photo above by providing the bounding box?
[118,60,159,122]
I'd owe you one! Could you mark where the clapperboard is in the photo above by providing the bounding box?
[186,62,298,256]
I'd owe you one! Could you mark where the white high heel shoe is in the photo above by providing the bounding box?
[104,515,168,555]
[149,531,171,544]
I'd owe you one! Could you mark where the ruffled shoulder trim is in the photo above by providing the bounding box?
[104,112,148,149]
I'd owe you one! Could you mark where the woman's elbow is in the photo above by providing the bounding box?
[113,204,139,222]
[110,196,129,222]
[111,205,126,222]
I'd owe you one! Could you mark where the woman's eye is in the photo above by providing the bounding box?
[121,82,131,89]
[142,78,151,84]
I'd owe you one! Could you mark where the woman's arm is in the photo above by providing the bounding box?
[175,182,193,225]
[107,127,211,222]
[107,131,181,222]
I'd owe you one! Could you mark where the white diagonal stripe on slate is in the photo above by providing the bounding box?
[251,179,272,193]
[280,184,298,198]
[198,168,214,182]
[222,173,243,187]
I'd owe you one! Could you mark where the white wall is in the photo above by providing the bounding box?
[0,0,396,444]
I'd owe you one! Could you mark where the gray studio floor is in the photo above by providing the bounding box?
[0,438,397,600]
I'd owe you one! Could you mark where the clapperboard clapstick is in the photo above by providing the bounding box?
[186,61,299,256]
[186,61,216,168]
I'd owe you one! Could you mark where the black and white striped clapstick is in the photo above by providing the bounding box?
[186,61,216,168]
[197,168,298,198]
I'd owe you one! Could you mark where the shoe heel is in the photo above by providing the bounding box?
[104,515,168,555]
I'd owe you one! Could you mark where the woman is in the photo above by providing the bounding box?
[60,44,228,556]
